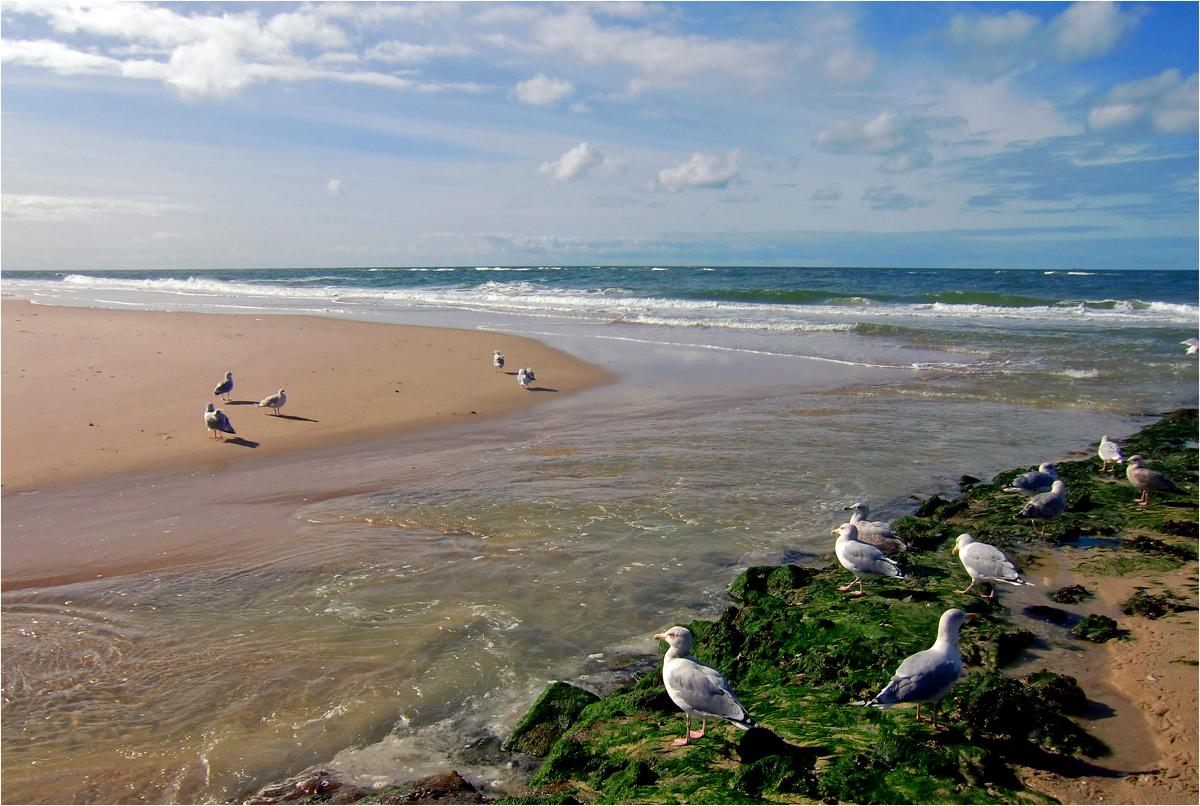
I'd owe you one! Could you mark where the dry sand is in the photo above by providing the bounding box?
[1,299,612,492]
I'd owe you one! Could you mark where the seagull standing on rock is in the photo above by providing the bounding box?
[1014,479,1067,536]
[833,522,908,596]
[653,626,756,747]
[1125,455,1184,506]
[1097,436,1124,473]
[843,503,909,555]
[857,609,977,728]
[1003,463,1058,496]
[213,371,234,401]
[952,533,1033,598]
[258,389,287,415]
[204,403,236,440]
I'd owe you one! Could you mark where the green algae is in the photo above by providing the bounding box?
[505,410,1197,805]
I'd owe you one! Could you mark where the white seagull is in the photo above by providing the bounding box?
[1126,455,1184,506]
[204,403,236,440]
[493,350,505,370]
[1097,436,1124,473]
[1003,463,1058,496]
[213,371,234,401]
[859,609,977,728]
[517,368,532,389]
[952,533,1033,598]
[653,626,756,747]
[833,522,908,596]
[1182,338,1198,355]
[1014,479,1067,535]
[843,503,909,555]
[258,389,287,415]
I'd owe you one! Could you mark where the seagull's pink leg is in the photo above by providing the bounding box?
[953,580,975,595]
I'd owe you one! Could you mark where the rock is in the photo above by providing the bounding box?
[1052,584,1092,604]
[1071,614,1125,643]
[503,682,600,757]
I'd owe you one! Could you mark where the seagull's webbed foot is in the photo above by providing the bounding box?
[670,737,690,747]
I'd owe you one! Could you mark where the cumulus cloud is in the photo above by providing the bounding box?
[539,142,600,180]
[862,187,933,211]
[652,149,744,191]
[815,111,933,173]
[327,179,343,196]
[513,73,575,105]
[1088,69,1199,135]
[946,1,1139,78]
[812,182,842,201]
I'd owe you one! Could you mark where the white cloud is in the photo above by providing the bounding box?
[1089,69,1199,135]
[812,182,842,201]
[1,194,191,222]
[949,9,1039,50]
[815,111,934,173]
[327,179,343,196]
[862,187,933,211]
[655,149,744,190]
[513,73,575,106]
[1049,1,1137,63]
[539,143,601,181]
[823,45,875,83]
[365,41,474,63]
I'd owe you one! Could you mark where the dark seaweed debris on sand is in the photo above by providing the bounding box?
[502,409,1197,805]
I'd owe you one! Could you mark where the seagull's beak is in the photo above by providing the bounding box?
[952,546,959,554]
[842,506,851,511]
[966,614,979,622]
[831,527,839,535]
[653,633,665,641]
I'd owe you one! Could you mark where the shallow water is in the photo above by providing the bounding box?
[2,277,1197,803]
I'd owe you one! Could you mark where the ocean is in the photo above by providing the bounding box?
[2,266,1197,803]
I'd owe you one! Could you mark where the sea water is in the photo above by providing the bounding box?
[2,267,1197,803]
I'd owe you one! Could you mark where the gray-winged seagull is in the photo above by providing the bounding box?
[258,389,287,415]
[1126,455,1184,506]
[858,608,976,727]
[213,371,233,401]
[1097,436,1123,473]
[204,403,236,440]
[833,522,908,596]
[1014,479,1067,535]
[1003,463,1058,496]
[493,350,505,370]
[654,625,756,746]
[843,503,909,555]
[952,533,1032,598]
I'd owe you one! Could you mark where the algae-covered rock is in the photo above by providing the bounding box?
[1071,614,1125,643]
[1121,589,1188,620]
[504,682,600,757]
[1052,584,1092,604]
[1022,669,1089,716]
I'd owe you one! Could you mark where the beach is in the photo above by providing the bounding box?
[1,299,612,493]
[2,281,1196,804]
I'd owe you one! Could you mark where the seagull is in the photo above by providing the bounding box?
[493,350,505,370]
[843,503,909,555]
[258,389,287,415]
[952,533,1033,598]
[1014,479,1067,535]
[524,367,536,382]
[517,368,532,389]
[1126,455,1184,506]
[858,609,977,728]
[213,371,234,401]
[1097,436,1124,473]
[1183,338,1199,355]
[1003,463,1058,496]
[833,522,908,596]
[653,626,756,747]
[204,403,236,440]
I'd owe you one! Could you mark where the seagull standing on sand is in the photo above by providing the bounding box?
[1097,436,1124,473]
[843,503,909,555]
[653,626,756,747]
[1014,479,1067,535]
[204,403,236,440]
[517,368,532,389]
[952,533,1032,598]
[857,609,976,728]
[258,389,287,415]
[1125,455,1184,506]
[833,522,908,596]
[1003,463,1058,496]
[213,371,234,401]
[493,350,505,370]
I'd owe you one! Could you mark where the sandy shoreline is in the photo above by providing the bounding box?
[1,299,613,493]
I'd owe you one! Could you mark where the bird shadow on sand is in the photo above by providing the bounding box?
[526,386,558,393]
[267,414,319,422]
[223,400,261,406]
[221,437,260,448]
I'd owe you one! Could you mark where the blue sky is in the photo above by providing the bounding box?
[1,1,1196,270]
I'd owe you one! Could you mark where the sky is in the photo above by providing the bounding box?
[1,1,1197,271]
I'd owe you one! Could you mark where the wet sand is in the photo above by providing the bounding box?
[1,299,612,493]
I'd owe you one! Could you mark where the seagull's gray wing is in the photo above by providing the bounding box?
[665,657,752,725]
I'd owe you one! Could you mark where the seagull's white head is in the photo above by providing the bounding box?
[654,626,693,654]
[952,533,975,554]
[832,522,859,541]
